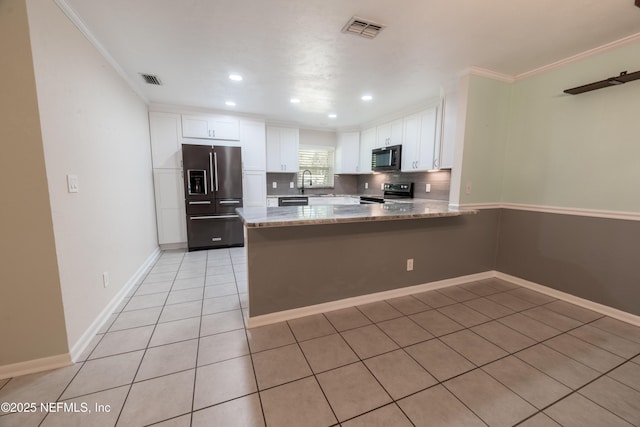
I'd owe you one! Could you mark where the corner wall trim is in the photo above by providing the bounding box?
[68,247,161,362]
[495,272,640,327]
[459,202,640,222]
[246,271,495,328]
[0,353,71,381]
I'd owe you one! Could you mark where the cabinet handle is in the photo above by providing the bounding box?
[433,158,439,169]
[212,129,216,138]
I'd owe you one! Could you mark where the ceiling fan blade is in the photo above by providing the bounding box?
[564,79,614,95]
[614,70,640,83]
[564,69,640,95]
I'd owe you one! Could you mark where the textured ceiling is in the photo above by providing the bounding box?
[62,0,640,128]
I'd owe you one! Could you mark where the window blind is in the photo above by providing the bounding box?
[297,146,335,188]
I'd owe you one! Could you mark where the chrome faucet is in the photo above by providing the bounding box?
[301,170,312,194]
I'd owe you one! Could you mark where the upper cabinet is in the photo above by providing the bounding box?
[149,112,183,169]
[335,131,360,174]
[239,120,266,171]
[266,126,299,172]
[376,118,403,148]
[358,127,376,174]
[182,114,240,141]
[401,105,441,172]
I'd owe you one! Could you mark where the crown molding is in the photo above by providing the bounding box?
[515,32,640,81]
[464,67,515,83]
[53,0,149,104]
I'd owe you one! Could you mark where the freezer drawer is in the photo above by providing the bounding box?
[187,214,244,250]
[185,198,243,215]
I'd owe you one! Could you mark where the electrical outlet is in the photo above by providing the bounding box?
[102,272,110,288]
[465,182,472,194]
[290,182,294,189]
[67,174,79,193]
[365,182,369,189]
[272,182,277,189]
[406,259,414,271]
[425,184,431,193]
[381,183,384,190]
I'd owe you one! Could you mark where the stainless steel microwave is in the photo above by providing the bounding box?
[372,145,402,171]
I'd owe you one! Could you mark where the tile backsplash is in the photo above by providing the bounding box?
[266,170,450,201]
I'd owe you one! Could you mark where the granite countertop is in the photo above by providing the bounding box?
[237,200,477,228]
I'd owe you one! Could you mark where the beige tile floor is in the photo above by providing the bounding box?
[1,248,640,426]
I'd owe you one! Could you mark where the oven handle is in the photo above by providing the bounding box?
[190,215,239,220]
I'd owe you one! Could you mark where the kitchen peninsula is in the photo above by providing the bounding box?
[237,202,502,325]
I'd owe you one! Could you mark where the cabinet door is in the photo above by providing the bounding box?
[149,112,182,169]
[359,128,376,174]
[153,169,187,245]
[439,96,455,169]
[279,127,299,172]
[182,115,211,138]
[243,170,267,207]
[376,119,403,147]
[239,120,266,170]
[417,107,438,170]
[401,114,419,171]
[209,116,240,141]
[265,126,282,172]
[335,131,360,174]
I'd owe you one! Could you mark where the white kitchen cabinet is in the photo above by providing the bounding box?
[358,127,376,174]
[439,95,456,169]
[239,120,266,170]
[376,118,403,147]
[266,126,299,172]
[182,114,240,141]
[242,170,267,207]
[401,106,440,171]
[153,169,187,245]
[335,131,360,174]
[149,112,182,169]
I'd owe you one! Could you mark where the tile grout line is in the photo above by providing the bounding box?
[112,251,185,427]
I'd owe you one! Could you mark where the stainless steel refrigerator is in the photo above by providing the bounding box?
[182,144,244,251]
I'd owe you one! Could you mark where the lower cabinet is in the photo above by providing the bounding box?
[186,215,243,250]
[153,169,187,246]
[243,170,267,207]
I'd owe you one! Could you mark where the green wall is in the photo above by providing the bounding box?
[503,40,640,212]
[458,75,511,205]
[459,39,640,212]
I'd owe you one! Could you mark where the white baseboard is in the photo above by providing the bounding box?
[68,247,161,362]
[495,272,640,327]
[246,271,494,328]
[248,270,640,329]
[0,353,71,381]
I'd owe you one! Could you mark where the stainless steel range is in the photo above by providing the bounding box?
[360,182,414,204]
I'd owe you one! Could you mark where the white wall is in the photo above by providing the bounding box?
[299,129,337,148]
[27,0,158,352]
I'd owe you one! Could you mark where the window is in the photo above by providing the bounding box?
[297,145,335,188]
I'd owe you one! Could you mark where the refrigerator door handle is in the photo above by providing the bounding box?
[190,215,239,220]
[219,200,241,204]
[188,201,211,205]
[214,152,219,192]
[209,152,214,194]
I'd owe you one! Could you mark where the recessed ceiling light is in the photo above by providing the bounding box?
[225,101,236,107]
[361,95,373,101]
[290,98,301,104]
[229,74,243,81]
[328,113,337,118]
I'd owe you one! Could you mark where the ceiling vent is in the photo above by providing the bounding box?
[342,16,385,39]
[140,73,162,85]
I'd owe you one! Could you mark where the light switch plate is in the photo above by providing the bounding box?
[290,182,294,188]
[67,174,79,193]
[365,182,369,189]
[381,183,384,190]
[272,182,277,189]
[425,184,431,192]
